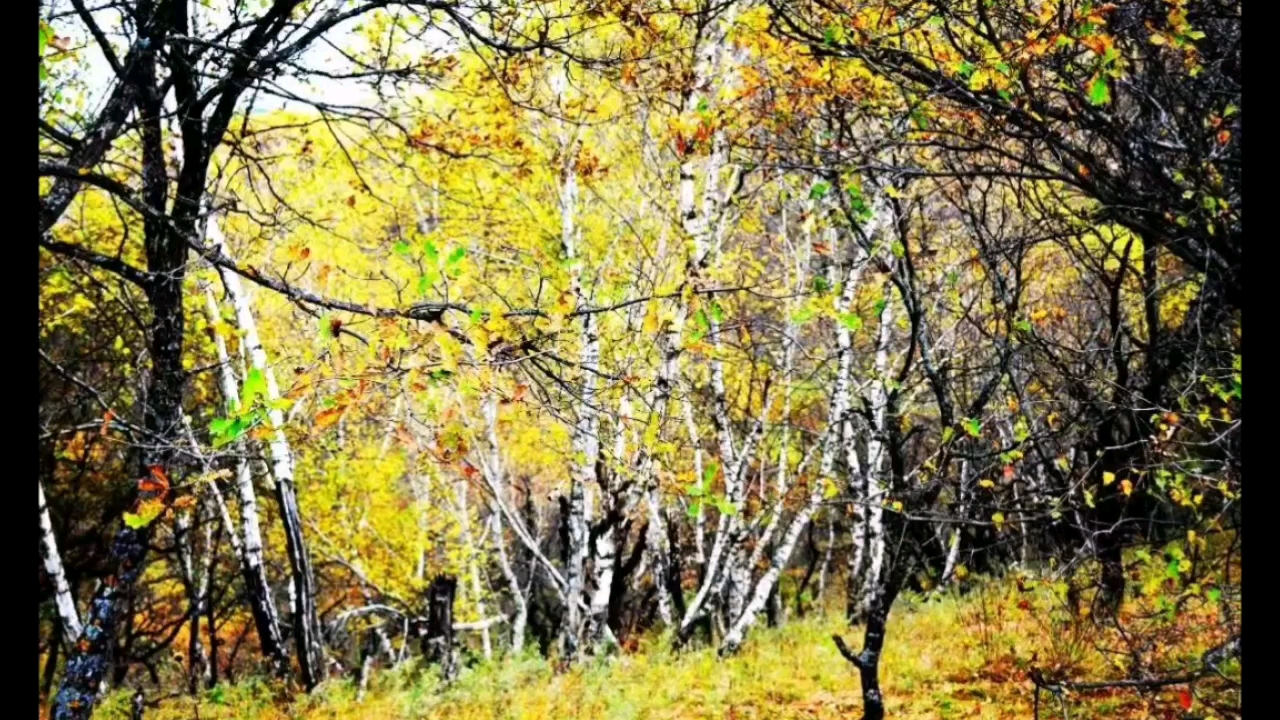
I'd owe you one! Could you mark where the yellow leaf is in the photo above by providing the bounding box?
[823,479,840,499]
[954,564,968,580]
[991,512,1005,531]
[1102,471,1116,486]
[1120,479,1133,496]
[642,302,660,335]
[978,479,995,489]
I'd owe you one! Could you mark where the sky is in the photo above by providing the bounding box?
[54,1,439,123]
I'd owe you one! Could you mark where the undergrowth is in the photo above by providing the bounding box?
[85,541,1240,720]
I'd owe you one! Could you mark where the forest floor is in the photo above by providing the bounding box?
[91,566,1238,720]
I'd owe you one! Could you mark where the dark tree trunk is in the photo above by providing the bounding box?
[765,584,780,628]
[833,570,903,720]
[275,478,325,689]
[130,689,144,720]
[206,581,219,689]
[52,4,175,715]
[665,514,687,621]
[421,575,458,682]
[796,521,820,618]
[609,521,647,636]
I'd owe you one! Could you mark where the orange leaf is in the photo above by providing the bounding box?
[812,243,831,255]
[139,465,170,493]
[1003,465,1015,479]
[1179,689,1192,710]
[101,409,116,436]
[315,407,344,429]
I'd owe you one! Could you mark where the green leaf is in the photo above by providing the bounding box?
[447,246,467,266]
[1087,75,1111,106]
[211,417,252,448]
[417,273,434,296]
[695,309,710,332]
[809,182,831,201]
[703,462,719,486]
[791,307,815,324]
[686,501,702,519]
[241,368,267,404]
[957,61,976,78]
[811,276,830,295]
[710,302,725,323]
[838,313,863,331]
[873,298,888,317]
[941,426,955,444]
[715,496,738,516]
[424,241,440,264]
[847,185,870,217]
[890,241,905,258]
[962,417,982,438]
[393,240,411,256]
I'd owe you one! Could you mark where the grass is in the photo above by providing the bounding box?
[88,555,1240,720]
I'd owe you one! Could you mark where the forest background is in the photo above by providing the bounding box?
[37,1,1241,718]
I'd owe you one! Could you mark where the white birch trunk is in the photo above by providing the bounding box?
[857,286,896,618]
[719,240,868,653]
[39,479,83,645]
[454,480,492,659]
[206,217,323,686]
